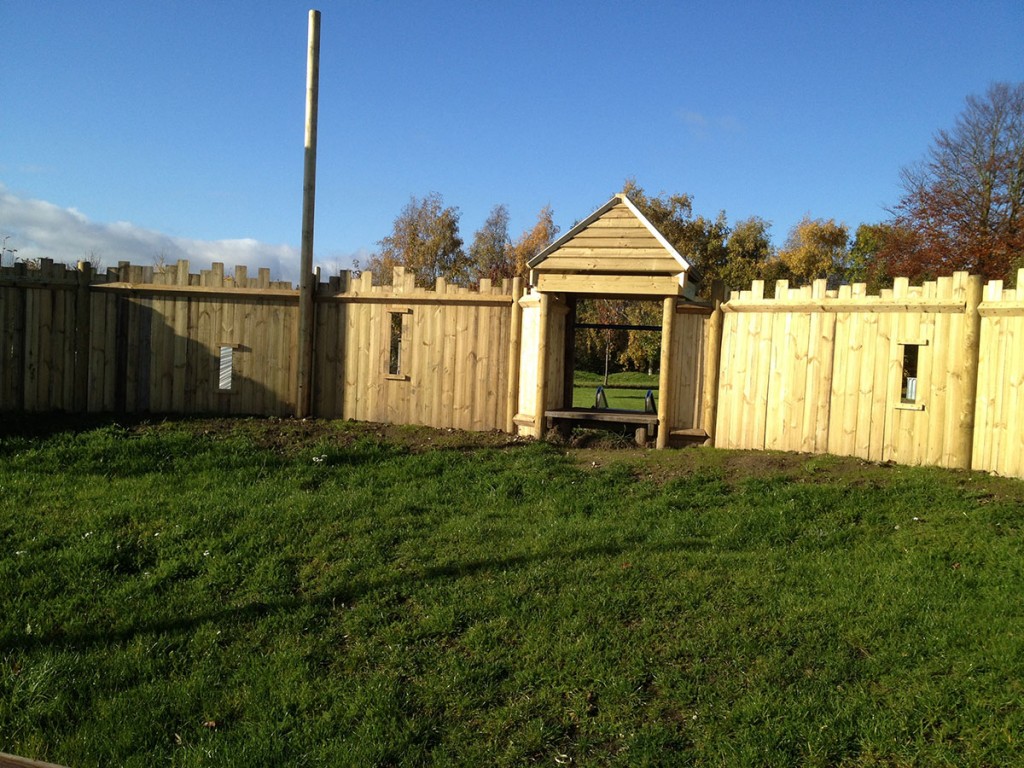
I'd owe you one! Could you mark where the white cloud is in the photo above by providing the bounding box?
[676,109,743,140]
[0,186,358,285]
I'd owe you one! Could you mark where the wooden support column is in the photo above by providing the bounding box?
[561,295,577,408]
[296,9,321,418]
[505,276,524,433]
[656,296,675,449]
[535,292,550,439]
[701,280,726,445]
[957,274,984,469]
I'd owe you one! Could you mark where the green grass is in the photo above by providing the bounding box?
[2,419,1024,766]
[573,371,659,410]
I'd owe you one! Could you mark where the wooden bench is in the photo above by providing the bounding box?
[545,408,659,446]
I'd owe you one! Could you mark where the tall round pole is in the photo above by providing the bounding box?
[297,9,321,417]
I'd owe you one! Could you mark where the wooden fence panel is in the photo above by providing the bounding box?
[3,259,1023,480]
[973,269,1024,477]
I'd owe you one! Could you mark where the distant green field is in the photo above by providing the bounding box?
[3,417,1024,766]
[573,370,659,410]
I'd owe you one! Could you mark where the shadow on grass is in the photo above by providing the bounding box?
[3,537,708,654]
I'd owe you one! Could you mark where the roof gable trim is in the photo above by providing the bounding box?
[528,193,695,274]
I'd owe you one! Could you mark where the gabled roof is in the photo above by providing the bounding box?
[528,193,697,277]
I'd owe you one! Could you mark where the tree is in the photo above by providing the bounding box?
[622,179,729,293]
[884,82,1024,281]
[847,222,910,291]
[362,193,469,287]
[469,204,512,281]
[722,216,775,290]
[509,205,559,278]
[775,216,851,286]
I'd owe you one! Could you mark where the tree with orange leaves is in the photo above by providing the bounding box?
[882,82,1024,282]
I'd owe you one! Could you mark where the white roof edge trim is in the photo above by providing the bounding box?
[527,193,695,273]
[527,195,621,268]
[617,195,693,274]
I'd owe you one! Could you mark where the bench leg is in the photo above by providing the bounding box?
[635,426,648,447]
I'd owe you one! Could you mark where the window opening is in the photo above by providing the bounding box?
[900,344,919,403]
[387,310,412,378]
[218,346,234,392]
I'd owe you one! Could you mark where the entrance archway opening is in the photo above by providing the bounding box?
[570,296,663,414]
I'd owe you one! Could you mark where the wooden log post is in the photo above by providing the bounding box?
[74,261,92,412]
[701,280,726,446]
[656,296,675,449]
[535,292,550,439]
[505,276,524,433]
[956,274,984,469]
[296,9,321,418]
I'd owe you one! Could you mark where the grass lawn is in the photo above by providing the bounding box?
[2,416,1024,767]
[573,371,659,410]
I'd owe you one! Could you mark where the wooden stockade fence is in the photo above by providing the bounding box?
[713,270,1024,478]
[2,259,1023,480]
[0,259,521,432]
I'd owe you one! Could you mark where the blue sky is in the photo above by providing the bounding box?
[2,1,1022,282]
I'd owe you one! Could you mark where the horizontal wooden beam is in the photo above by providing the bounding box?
[575,322,662,332]
[89,282,513,306]
[92,282,299,299]
[0,278,79,290]
[723,299,966,314]
[978,302,1024,316]
[317,292,513,306]
[536,272,683,296]
[545,408,658,426]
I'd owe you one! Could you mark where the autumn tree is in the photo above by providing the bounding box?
[883,82,1024,281]
[847,222,915,291]
[622,179,729,292]
[361,193,470,287]
[722,216,775,290]
[775,216,851,286]
[469,204,512,281]
[509,205,559,278]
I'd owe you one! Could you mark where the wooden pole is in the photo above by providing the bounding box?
[656,296,675,449]
[296,9,321,418]
[74,261,92,413]
[535,292,550,439]
[956,274,984,469]
[505,276,524,433]
[701,280,726,445]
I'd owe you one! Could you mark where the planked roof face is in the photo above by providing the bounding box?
[529,194,695,277]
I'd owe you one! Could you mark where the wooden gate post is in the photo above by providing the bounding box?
[956,274,984,469]
[505,277,524,434]
[535,291,550,439]
[656,296,675,449]
[701,280,726,446]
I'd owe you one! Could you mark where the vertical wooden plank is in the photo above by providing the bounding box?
[749,281,772,450]
[810,280,836,454]
[764,281,788,451]
[366,299,382,421]
[720,307,746,449]
[997,296,1022,476]
[853,285,877,459]
[50,283,68,410]
[22,281,38,411]
[781,291,809,453]
[73,262,92,413]
[828,286,852,456]
[170,260,189,412]
[505,277,524,434]
[925,277,952,466]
